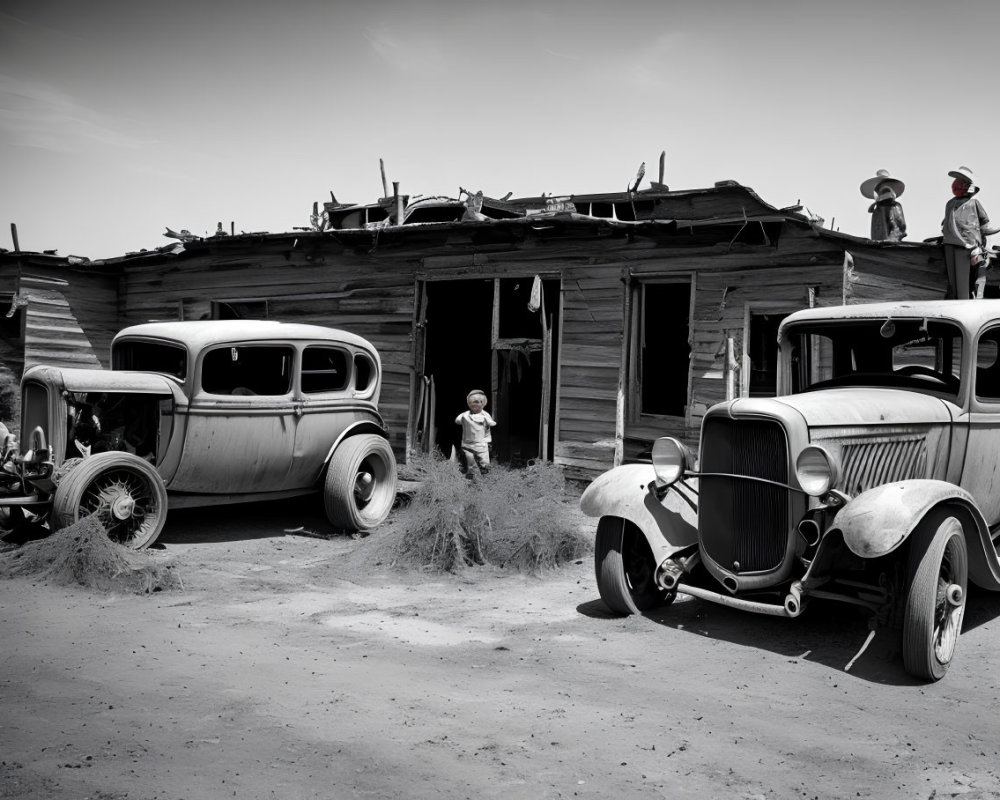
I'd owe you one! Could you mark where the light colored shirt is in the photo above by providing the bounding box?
[455,410,496,446]
[943,195,990,248]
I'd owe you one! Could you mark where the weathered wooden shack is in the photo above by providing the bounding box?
[1,181,952,482]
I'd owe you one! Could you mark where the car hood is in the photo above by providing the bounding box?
[725,388,957,428]
[24,365,182,397]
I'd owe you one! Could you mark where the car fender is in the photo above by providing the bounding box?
[580,464,699,562]
[833,479,982,558]
[322,418,389,466]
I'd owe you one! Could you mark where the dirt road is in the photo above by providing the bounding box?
[2,499,1000,799]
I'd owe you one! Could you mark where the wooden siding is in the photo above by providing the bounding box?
[92,199,949,483]
[21,269,118,371]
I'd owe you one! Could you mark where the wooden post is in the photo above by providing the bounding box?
[726,337,737,400]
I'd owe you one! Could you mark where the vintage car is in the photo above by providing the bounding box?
[581,299,1000,681]
[0,320,397,549]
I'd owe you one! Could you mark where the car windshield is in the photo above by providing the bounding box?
[783,317,963,399]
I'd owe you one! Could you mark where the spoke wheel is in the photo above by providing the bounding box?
[52,452,168,550]
[903,514,968,681]
[323,434,397,531]
[594,516,673,615]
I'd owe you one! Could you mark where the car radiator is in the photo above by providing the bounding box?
[699,417,790,573]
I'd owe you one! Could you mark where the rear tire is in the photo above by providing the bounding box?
[323,434,397,531]
[594,516,673,615]
[902,514,968,681]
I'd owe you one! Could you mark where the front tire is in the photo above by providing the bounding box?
[323,434,397,531]
[595,516,673,615]
[52,452,168,550]
[902,514,968,681]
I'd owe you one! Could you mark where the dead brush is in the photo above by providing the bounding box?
[0,515,182,594]
[383,451,591,572]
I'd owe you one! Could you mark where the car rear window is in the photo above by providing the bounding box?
[301,346,350,393]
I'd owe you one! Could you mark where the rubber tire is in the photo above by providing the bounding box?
[902,514,968,681]
[594,516,674,615]
[51,451,168,550]
[323,434,397,531]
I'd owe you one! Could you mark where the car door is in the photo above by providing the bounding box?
[286,344,366,488]
[168,343,298,494]
[958,325,1000,526]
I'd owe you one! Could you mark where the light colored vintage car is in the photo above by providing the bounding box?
[582,299,1000,681]
[2,320,397,549]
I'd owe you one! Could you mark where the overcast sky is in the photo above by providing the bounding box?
[2,0,998,259]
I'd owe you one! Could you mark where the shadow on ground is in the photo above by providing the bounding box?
[157,496,336,546]
[577,586,1000,687]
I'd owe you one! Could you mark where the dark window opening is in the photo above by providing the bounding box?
[213,300,269,320]
[613,200,656,221]
[112,340,187,379]
[201,345,293,396]
[301,346,349,393]
[976,327,1000,401]
[0,295,22,340]
[498,279,546,339]
[405,207,464,224]
[354,354,374,392]
[748,313,788,397]
[640,282,691,416]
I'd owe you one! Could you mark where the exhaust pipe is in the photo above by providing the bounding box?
[797,518,822,547]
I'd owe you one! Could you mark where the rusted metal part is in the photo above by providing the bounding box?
[676,583,794,617]
[833,480,976,557]
[580,464,698,564]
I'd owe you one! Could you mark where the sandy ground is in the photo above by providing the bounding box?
[2,498,1000,800]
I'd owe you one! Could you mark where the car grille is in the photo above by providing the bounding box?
[699,417,789,573]
[837,437,927,495]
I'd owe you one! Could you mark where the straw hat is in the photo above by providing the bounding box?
[948,165,976,186]
[860,168,906,199]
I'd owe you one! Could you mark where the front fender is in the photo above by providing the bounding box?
[580,464,699,563]
[833,479,980,558]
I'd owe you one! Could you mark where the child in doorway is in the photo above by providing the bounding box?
[455,389,497,476]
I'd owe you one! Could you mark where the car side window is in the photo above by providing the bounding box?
[201,345,293,396]
[301,346,349,394]
[354,353,375,394]
[976,329,1000,402]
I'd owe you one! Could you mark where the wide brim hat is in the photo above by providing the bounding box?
[948,165,976,186]
[860,169,905,199]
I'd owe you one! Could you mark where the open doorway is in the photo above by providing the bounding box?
[417,277,560,466]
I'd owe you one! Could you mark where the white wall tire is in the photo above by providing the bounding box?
[323,434,397,531]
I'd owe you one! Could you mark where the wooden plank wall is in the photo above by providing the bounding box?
[21,269,119,371]
[116,225,946,482]
[623,227,947,457]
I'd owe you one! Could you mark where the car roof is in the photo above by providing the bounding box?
[781,299,1000,332]
[113,320,376,352]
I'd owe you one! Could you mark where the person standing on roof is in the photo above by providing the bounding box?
[860,168,907,242]
[942,166,998,299]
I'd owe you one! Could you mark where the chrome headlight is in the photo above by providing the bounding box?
[651,437,692,488]
[795,445,840,496]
